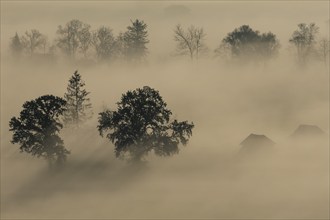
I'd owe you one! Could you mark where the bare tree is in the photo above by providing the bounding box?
[289,23,319,65]
[91,26,117,61]
[56,19,90,58]
[115,32,128,60]
[318,38,329,68]
[21,29,46,55]
[174,24,207,60]
[40,35,48,54]
[78,25,92,58]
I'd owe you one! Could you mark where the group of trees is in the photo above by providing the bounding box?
[10,30,49,57]
[174,23,328,66]
[288,23,328,66]
[215,25,280,63]
[9,71,194,168]
[9,71,93,168]
[10,19,149,63]
[11,20,329,66]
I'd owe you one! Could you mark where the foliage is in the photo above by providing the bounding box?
[119,19,149,62]
[9,95,69,168]
[216,25,280,62]
[63,70,93,127]
[174,24,207,60]
[98,86,194,162]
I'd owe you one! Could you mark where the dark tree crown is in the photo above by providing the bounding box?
[9,95,69,167]
[98,86,194,162]
[218,25,280,61]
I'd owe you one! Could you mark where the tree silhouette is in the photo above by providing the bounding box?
[174,24,207,60]
[9,95,69,169]
[56,19,91,58]
[289,23,319,65]
[216,25,279,63]
[78,25,92,58]
[10,32,23,58]
[91,26,117,61]
[39,35,48,54]
[98,86,194,163]
[120,19,149,62]
[317,38,329,69]
[21,29,46,56]
[63,70,93,127]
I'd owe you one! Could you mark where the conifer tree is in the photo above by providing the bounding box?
[63,71,92,127]
[10,32,23,57]
[120,19,149,62]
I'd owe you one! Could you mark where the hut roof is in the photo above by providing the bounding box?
[240,133,275,147]
[291,124,324,137]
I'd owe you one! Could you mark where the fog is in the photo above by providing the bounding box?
[1,1,329,219]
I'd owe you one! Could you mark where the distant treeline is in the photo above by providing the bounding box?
[9,19,329,66]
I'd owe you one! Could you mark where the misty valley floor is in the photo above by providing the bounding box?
[1,59,329,219]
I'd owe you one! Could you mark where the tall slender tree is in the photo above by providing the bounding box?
[318,38,329,69]
[289,23,319,65]
[120,19,149,62]
[78,26,92,58]
[10,32,23,58]
[63,71,93,127]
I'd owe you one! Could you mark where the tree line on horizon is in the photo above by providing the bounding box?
[10,19,149,64]
[9,71,194,169]
[9,19,329,67]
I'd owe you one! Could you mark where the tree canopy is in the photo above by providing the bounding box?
[216,25,280,62]
[120,19,149,62]
[98,86,194,162]
[9,95,70,168]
